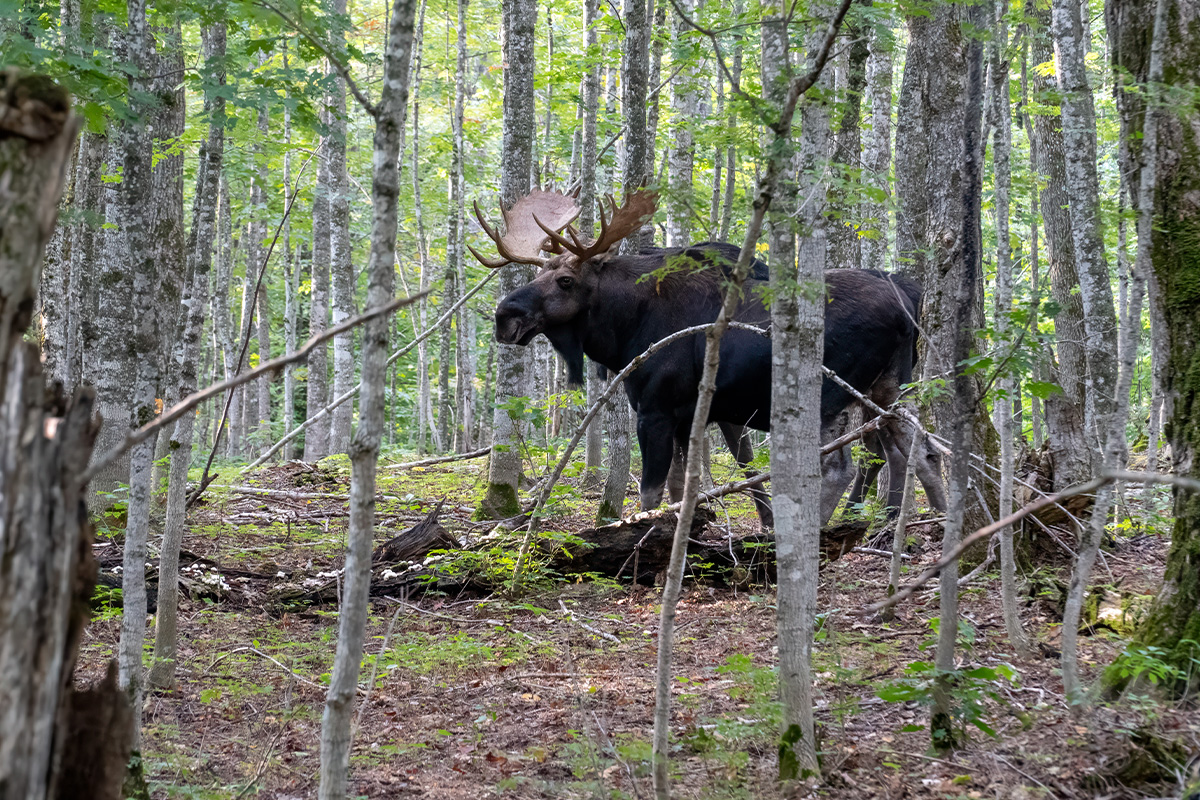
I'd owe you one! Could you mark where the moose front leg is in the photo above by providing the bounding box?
[636,411,677,511]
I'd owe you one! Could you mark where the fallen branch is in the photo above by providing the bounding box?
[559,599,621,644]
[245,271,498,471]
[81,293,423,486]
[857,468,1200,616]
[382,447,490,470]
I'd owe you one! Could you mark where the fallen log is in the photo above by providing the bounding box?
[548,509,870,585]
[372,501,459,564]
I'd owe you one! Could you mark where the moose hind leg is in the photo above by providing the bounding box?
[719,422,773,528]
[637,412,677,511]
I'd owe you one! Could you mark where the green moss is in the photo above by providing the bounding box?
[477,481,521,519]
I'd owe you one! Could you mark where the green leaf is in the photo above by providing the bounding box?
[1027,381,1064,399]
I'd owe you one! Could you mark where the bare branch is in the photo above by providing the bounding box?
[244,270,499,470]
[256,0,379,118]
[857,467,1200,616]
[80,293,424,486]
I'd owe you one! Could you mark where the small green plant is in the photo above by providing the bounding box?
[877,660,1020,744]
[1105,642,1194,688]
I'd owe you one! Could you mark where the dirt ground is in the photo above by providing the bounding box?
[77,456,1199,799]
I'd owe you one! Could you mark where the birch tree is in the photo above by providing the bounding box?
[329,0,356,455]
[665,0,698,247]
[149,21,225,690]
[305,108,333,461]
[990,4,1029,656]
[116,0,166,743]
[764,0,827,776]
[1051,0,1121,701]
[479,0,537,517]
[317,1,417,794]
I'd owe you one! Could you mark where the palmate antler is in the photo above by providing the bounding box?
[534,190,658,266]
[467,188,581,269]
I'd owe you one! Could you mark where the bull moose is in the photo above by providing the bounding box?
[469,188,946,524]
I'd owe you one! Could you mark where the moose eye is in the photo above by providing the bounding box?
[556,275,575,290]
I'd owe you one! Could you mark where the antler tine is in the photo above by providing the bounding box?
[473,199,504,248]
[533,213,581,256]
[565,224,587,252]
[466,243,510,269]
[596,198,610,242]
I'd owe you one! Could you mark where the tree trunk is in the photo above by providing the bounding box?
[236,233,257,451]
[665,0,698,246]
[891,0,986,748]
[1051,0,1119,462]
[413,6,433,454]
[622,0,651,219]
[1110,0,1198,690]
[1029,12,1089,488]
[581,0,604,480]
[1050,0,1120,702]
[254,106,272,448]
[598,395,632,522]
[480,0,537,518]
[896,0,996,539]
[148,22,225,691]
[305,105,333,462]
[861,24,893,272]
[826,3,868,271]
[281,46,298,461]
[66,130,103,393]
[329,0,356,455]
[117,0,165,748]
[645,0,666,182]
[717,2,744,243]
[88,125,135,500]
[0,114,134,786]
[991,6,1030,656]
[452,0,474,453]
[212,179,241,459]
[317,2,416,795]
[764,0,824,775]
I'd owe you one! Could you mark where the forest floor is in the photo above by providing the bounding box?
[76,453,1198,800]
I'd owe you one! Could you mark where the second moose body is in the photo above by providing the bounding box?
[472,190,946,523]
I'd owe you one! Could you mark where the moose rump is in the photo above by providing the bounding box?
[471,188,945,524]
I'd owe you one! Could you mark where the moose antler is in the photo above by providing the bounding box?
[468,188,581,269]
[535,190,658,266]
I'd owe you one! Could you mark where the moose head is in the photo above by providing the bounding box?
[469,188,657,383]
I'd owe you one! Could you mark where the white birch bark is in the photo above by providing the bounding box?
[318,0,416,793]
[305,107,333,461]
[329,0,356,455]
[990,9,1030,655]
[861,25,893,271]
[665,0,698,246]
[451,0,473,452]
[480,0,537,517]
[149,21,225,690]
[1051,0,1120,701]
[117,0,165,746]
[765,1,825,776]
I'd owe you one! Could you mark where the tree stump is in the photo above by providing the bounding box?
[0,70,131,800]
